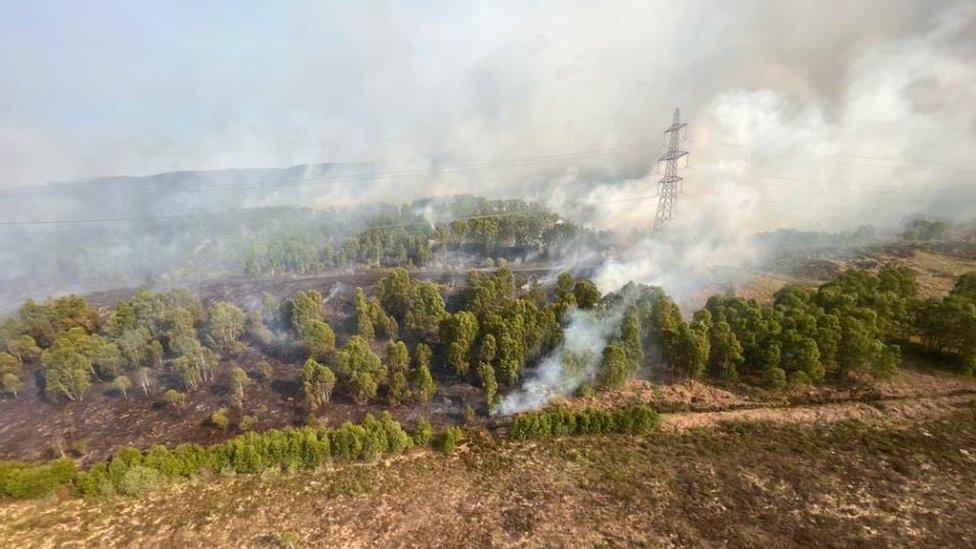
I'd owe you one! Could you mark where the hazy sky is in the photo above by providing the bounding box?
[2,0,970,190]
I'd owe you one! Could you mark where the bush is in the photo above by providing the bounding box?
[0,458,77,499]
[118,465,167,496]
[507,405,661,441]
[437,427,464,455]
[763,366,787,390]
[211,408,231,430]
[412,418,432,446]
[10,414,415,500]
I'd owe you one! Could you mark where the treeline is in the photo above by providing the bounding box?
[507,405,661,441]
[0,290,261,403]
[0,412,418,500]
[592,266,976,389]
[241,198,595,275]
[286,265,594,411]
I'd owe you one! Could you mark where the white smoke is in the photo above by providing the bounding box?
[498,306,623,416]
[499,3,976,413]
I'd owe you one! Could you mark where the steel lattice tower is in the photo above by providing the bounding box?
[653,108,688,231]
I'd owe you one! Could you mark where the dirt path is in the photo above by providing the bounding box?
[661,393,974,430]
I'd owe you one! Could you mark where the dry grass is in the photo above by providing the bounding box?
[2,397,975,547]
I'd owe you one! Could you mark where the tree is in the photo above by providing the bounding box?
[619,306,644,372]
[2,373,24,396]
[6,335,40,365]
[205,301,246,351]
[572,279,601,310]
[42,346,92,402]
[289,289,324,334]
[387,370,410,406]
[404,281,447,340]
[708,320,743,380]
[598,344,630,389]
[378,267,412,319]
[477,362,498,409]
[230,366,250,409]
[665,322,710,382]
[440,312,478,376]
[301,320,336,361]
[477,334,497,365]
[413,342,432,370]
[163,389,187,412]
[386,340,410,373]
[336,336,384,404]
[113,375,132,399]
[301,358,336,411]
[211,408,231,430]
[410,364,436,407]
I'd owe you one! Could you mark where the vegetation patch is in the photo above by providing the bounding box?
[507,405,661,441]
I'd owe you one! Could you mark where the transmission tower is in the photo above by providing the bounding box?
[653,108,688,231]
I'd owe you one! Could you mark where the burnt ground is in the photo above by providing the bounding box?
[0,343,482,464]
[2,244,974,465]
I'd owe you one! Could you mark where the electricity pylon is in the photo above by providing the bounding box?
[653,108,688,231]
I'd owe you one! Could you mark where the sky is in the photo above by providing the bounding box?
[1,1,970,186]
[0,0,974,242]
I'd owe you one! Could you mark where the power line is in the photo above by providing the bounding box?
[0,142,664,198]
[653,108,688,231]
[699,142,976,170]
[0,194,663,245]
[683,166,964,193]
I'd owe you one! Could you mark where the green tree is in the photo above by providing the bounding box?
[163,389,187,412]
[620,306,644,371]
[572,279,601,310]
[404,281,447,340]
[413,342,432,370]
[476,362,498,409]
[336,336,384,404]
[708,320,744,380]
[301,320,336,361]
[41,345,92,402]
[378,267,412,319]
[211,407,231,430]
[205,301,246,351]
[6,335,40,365]
[2,373,24,396]
[289,289,324,334]
[440,312,478,376]
[113,375,132,399]
[301,358,336,411]
[230,366,250,408]
[665,321,710,382]
[598,343,630,389]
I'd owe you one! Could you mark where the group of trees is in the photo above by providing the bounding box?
[507,405,660,441]
[437,267,579,408]
[241,198,598,276]
[917,272,976,372]
[0,412,419,500]
[0,290,259,404]
[286,281,439,410]
[592,265,967,389]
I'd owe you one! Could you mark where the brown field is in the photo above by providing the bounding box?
[1,394,974,547]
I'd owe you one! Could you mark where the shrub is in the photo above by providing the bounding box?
[8,414,415,500]
[437,427,464,455]
[118,465,167,496]
[763,366,787,390]
[211,408,231,430]
[412,418,432,446]
[507,405,661,441]
[0,458,77,499]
